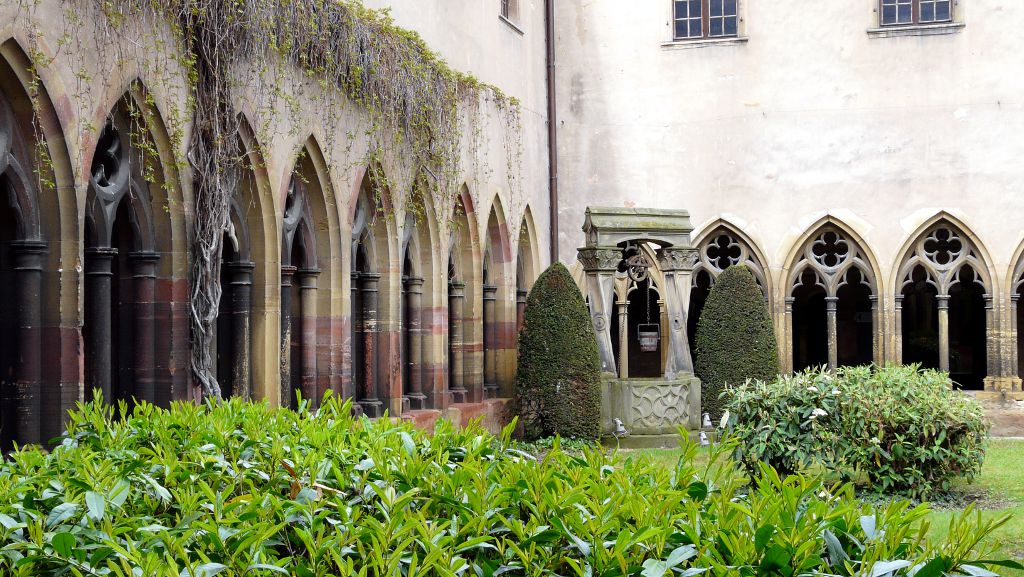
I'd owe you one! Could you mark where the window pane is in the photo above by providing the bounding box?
[898,4,912,23]
[881,5,896,24]
[936,1,951,21]
[921,2,934,21]
[689,0,701,16]
[710,0,722,17]
[689,20,702,37]
[724,0,737,15]
[710,17,723,36]
[675,20,688,38]
[724,15,737,35]
[674,0,688,19]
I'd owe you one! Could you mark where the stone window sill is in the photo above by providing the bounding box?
[866,21,964,38]
[660,36,749,50]
[499,14,524,36]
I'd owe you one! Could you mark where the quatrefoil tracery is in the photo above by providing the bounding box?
[790,228,874,298]
[900,226,987,295]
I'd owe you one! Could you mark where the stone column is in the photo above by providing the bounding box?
[658,247,698,378]
[279,265,296,408]
[404,276,426,409]
[226,261,254,400]
[983,293,997,391]
[894,295,904,366]
[129,252,160,405]
[825,295,839,370]
[448,280,467,404]
[359,273,382,416]
[85,247,118,401]
[578,247,622,376]
[10,240,45,445]
[869,295,881,366]
[482,283,498,399]
[516,288,528,334]
[937,294,950,374]
[297,268,320,406]
[617,298,629,379]
[1012,294,1020,388]
[349,272,361,401]
[784,297,795,373]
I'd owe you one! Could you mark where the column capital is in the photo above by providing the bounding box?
[482,283,498,299]
[578,246,622,272]
[129,251,161,278]
[359,272,381,292]
[449,279,466,298]
[280,265,298,288]
[85,246,118,276]
[10,239,47,255]
[936,295,951,310]
[658,247,699,272]
[297,267,320,290]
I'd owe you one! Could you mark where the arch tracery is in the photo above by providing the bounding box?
[896,221,991,389]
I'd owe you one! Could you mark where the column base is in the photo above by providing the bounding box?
[449,387,469,405]
[484,383,499,400]
[403,393,428,411]
[983,376,1023,393]
[358,399,384,418]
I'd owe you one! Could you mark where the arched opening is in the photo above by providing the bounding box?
[897,223,990,390]
[901,265,940,370]
[836,268,874,367]
[687,269,713,355]
[688,227,769,362]
[626,279,663,378]
[84,99,169,410]
[792,270,827,371]
[482,200,512,399]
[215,199,255,400]
[786,226,878,371]
[447,190,480,405]
[280,175,320,410]
[349,172,393,417]
[401,236,427,410]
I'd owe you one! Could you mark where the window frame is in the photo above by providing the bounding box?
[878,0,954,27]
[671,0,740,41]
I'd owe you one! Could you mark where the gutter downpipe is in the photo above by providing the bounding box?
[545,0,559,264]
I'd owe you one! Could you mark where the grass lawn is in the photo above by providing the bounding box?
[621,438,1024,575]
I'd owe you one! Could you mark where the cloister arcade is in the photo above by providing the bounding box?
[0,38,541,450]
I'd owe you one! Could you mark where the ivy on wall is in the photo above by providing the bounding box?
[18,0,523,397]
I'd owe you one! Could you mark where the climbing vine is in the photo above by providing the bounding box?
[19,0,521,398]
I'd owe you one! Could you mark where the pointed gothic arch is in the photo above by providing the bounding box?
[483,194,514,399]
[515,206,541,335]
[0,38,78,448]
[447,186,482,404]
[783,219,880,371]
[215,118,276,401]
[350,164,398,416]
[894,215,993,389]
[687,221,770,360]
[399,175,440,410]
[83,85,185,411]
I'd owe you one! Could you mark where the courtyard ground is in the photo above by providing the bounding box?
[624,438,1024,575]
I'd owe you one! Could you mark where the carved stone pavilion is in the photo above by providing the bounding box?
[577,207,701,444]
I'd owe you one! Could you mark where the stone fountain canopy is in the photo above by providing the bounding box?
[582,206,696,250]
[577,207,702,442]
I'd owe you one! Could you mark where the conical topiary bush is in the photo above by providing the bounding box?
[514,262,602,440]
[694,264,779,420]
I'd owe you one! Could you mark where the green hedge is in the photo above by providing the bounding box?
[515,262,602,440]
[694,265,779,419]
[0,397,1014,576]
[724,365,989,498]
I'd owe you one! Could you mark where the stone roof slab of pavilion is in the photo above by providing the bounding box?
[582,207,694,249]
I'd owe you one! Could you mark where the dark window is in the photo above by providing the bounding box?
[673,0,738,40]
[880,0,952,26]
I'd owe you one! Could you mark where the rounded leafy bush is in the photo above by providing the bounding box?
[0,397,1014,576]
[694,265,779,419]
[515,262,602,440]
[724,365,989,498]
